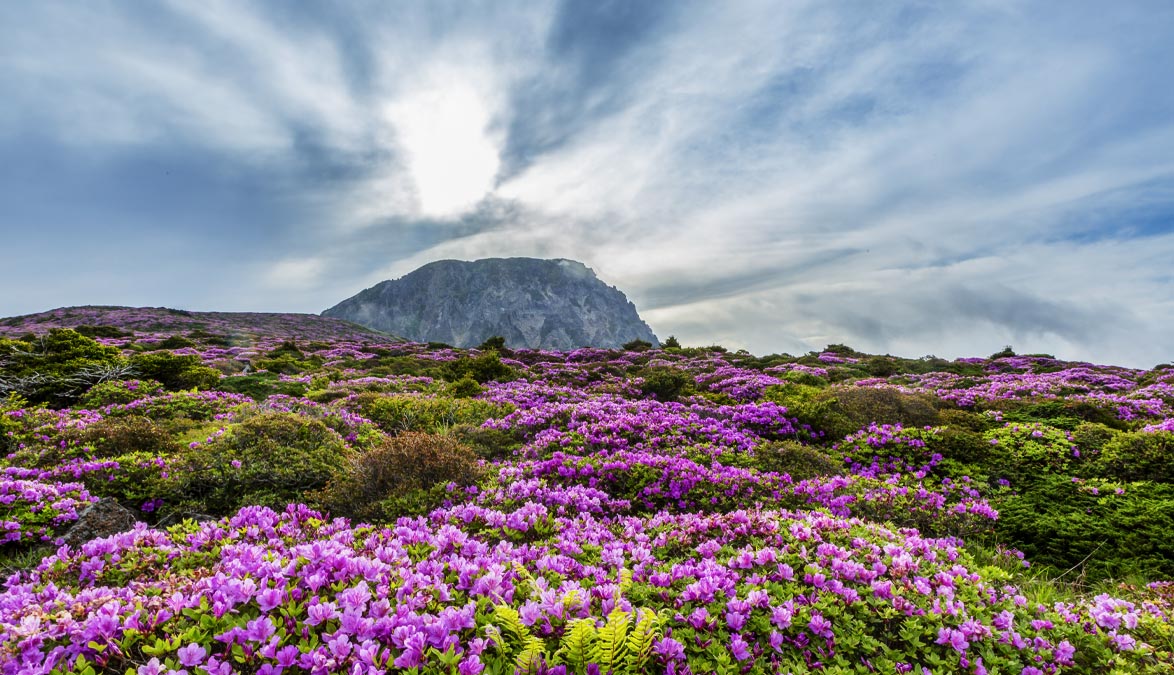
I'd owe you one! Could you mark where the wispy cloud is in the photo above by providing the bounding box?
[1,1,1172,366]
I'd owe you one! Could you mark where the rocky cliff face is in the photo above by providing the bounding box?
[322,258,658,350]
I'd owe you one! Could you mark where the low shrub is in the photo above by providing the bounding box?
[217,373,308,400]
[749,440,843,480]
[443,350,517,383]
[129,352,221,391]
[991,476,1174,579]
[169,413,350,516]
[827,386,941,434]
[637,367,694,402]
[354,394,512,435]
[1094,431,1174,483]
[318,431,483,521]
[78,379,164,408]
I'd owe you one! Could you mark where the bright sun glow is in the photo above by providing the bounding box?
[387,83,500,219]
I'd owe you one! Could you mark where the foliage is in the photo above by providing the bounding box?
[169,412,350,515]
[129,352,221,391]
[354,394,513,435]
[1095,431,1174,483]
[444,350,517,383]
[318,431,483,521]
[637,366,694,401]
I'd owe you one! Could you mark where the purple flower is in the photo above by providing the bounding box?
[177,644,207,668]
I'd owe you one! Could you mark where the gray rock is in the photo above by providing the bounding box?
[60,499,140,547]
[323,258,659,350]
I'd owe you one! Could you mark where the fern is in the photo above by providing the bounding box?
[554,618,597,668]
[515,635,547,675]
[493,604,530,645]
[590,608,631,672]
[624,608,661,672]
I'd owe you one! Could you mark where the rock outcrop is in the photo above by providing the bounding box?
[323,258,658,350]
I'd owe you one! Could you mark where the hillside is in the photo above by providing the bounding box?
[323,258,659,349]
[0,305,398,343]
[1,330,1172,673]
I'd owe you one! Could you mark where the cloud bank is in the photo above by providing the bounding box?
[1,0,1172,366]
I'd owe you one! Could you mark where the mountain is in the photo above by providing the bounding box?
[0,306,396,343]
[322,258,659,350]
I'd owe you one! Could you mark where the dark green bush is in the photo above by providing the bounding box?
[0,329,126,405]
[216,373,308,401]
[443,350,516,383]
[129,352,220,391]
[661,335,681,349]
[992,399,1128,431]
[170,413,350,515]
[317,431,482,522]
[1094,431,1174,483]
[865,357,898,378]
[990,476,1174,579]
[477,336,507,352]
[762,384,851,441]
[354,394,512,435]
[828,387,941,434]
[78,379,165,408]
[1071,422,1119,459]
[450,424,524,461]
[156,335,197,350]
[73,324,132,338]
[446,375,484,399]
[637,367,694,402]
[622,339,652,352]
[79,415,179,458]
[751,440,844,480]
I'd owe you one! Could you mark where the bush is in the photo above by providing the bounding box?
[827,386,941,434]
[992,399,1128,431]
[751,440,843,480]
[129,352,220,391]
[450,424,524,460]
[762,383,851,440]
[78,379,164,408]
[984,423,1079,486]
[661,335,681,349]
[637,367,694,402]
[318,432,482,522]
[443,350,516,383]
[1094,431,1174,483]
[446,375,484,399]
[79,415,179,458]
[990,476,1174,579]
[217,373,308,401]
[622,339,652,352]
[170,413,350,516]
[477,336,507,352]
[354,394,512,435]
[0,329,126,405]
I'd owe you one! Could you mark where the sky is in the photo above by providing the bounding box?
[2,1,1173,367]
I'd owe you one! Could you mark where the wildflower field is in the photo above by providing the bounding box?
[1,308,1172,674]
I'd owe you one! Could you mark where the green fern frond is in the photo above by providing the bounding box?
[554,618,597,667]
[590,608,631,672]
[493,604,530,645]
[625,608,661,671]
[515,635,547,675]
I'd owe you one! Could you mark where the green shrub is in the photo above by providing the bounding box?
[354,394,512,435]
[1071,422,1119,458]
[992,399,1128,431]
[750,440,844,480]
[155,335,197,350]
[827,386,941,434]
[217,373,308,401]
[990,476,1174,579]
[937,408,996,432]
[661,335,681,349]
[865,357,898,378]
[446,375,485,399]
[318,432,482,522]
[449,424,525,460]
[477,336,507,352]
[78,379,164,408]
[762,383,851,441]
[170,413,350,516]
[637,367,694,402]
[984,423,1079,486]
[79,415,179,458]
[0,329,126,405]
[1094,431,1174,483]
[443,350,516,383]
[622,339,652,352]
[129,352,220,391]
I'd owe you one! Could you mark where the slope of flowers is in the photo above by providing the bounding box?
[0,321,1172,673]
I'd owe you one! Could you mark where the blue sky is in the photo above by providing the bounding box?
[2,1,1173,366]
